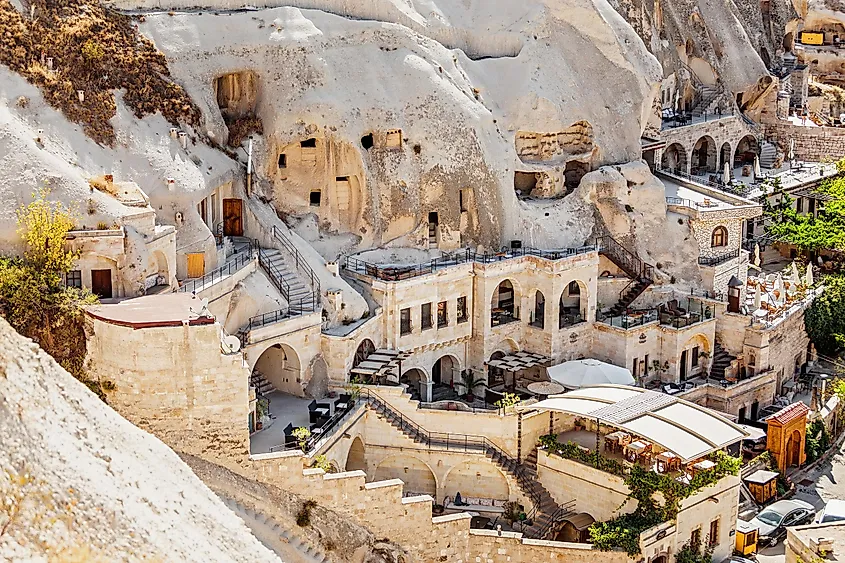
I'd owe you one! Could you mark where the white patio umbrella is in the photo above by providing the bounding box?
[790,262,801,285]
[547,359,634,390]
[805,263,814,286]
[753,243,761,267]
[774,273,784,294]
[754,155,762,177]
[723,161,731,184]
[753,284,762,309]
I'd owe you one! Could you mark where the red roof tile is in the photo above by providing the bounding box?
[766,402,810,426]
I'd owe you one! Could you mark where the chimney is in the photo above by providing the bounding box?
[46,57,53,71]
[166,178,176,191]
[178,131,188,149]
[77,90,84,103]
[170,127,178,139]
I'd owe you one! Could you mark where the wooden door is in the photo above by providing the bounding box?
[187,253,205,278]
[91,269,113,299]
[679,350,688,380]
[222,198,243,236]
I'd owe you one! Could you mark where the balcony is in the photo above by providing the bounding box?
[597,309,658,329]
[698,249,741,267]
[559,311,585,329]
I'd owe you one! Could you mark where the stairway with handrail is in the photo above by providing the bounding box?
[595,235,655,316]
[361,389,574,539]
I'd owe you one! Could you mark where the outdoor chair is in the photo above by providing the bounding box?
[283,423,296,448]
[335,393,352,411]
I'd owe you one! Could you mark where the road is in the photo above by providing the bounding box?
[754,441,845,563]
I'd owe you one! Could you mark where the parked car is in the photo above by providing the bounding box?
[750,499,816,546]
[816,499,845,524]
[730,556,756,563]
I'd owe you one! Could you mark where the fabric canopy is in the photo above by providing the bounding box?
[547,359,634,390]
[486,351,549,372]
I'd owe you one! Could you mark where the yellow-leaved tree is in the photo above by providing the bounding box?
[0,189,103,398]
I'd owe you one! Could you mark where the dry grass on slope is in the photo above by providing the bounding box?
[0,0,199,145]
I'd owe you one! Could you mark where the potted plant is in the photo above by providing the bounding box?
[432,503,445,515]
[457,369,486,402]
[292,427,312,452]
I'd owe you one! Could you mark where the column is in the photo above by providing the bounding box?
[422,380,433,403]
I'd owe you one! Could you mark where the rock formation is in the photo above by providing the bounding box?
[0,316,278,561]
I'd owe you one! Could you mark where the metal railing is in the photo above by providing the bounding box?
[244,296,317,332]
[270,396,364,454]
[343,245,597,282]
[698,248,741,266]
[656,167,754,198]
[178,249,253,294]
[665,196,719,210]
[258,246,291,299]
[597,309,658,329]
[595,235,654,282]
[272,226,321,298]
[361,389,547,536]
[535,500,577,540]
[687,288,726,302]
[659,311,704,329]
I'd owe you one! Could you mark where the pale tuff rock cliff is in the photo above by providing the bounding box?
[137,1,662,251]
[0,317,278,562]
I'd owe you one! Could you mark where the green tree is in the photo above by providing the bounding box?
[764,159,845,252]
[0,190,102,396]
[805,274,845,354]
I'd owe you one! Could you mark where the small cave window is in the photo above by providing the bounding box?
[564,161,590,193]
[514,171,538,198]
[361,134,374,150]
[459,188,471,213]
[310,191,322,207]
[300,138,317,148]
[428,211,439,225]
[278,153,287,168]
[336,176,349,182]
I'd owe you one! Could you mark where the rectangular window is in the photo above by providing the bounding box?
[797,197,804,213]
[460,188,470,213]
[400,308,412,335]
[457,296,468,323]
[421,303,432,330]
[692,346,700,367]
[278,153,287,168]
[437,301,448,328]
[632,358,639,378]
[210,192,218,225]
[708,519,719,546]
[300,138,316,148]
[66,270,82,289]
[644,354,650,375]
[691,527,701,547]
[309,191,322,207]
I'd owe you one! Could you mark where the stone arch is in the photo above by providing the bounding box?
[735,135,759,166]
[346,436,366,472]
[560,280,587,328]
[491,278,522,326]
[691,135,718,174]
[442,459,510,501]
[353,338,376,368]
[531,289,546,329]
[718,142,732,170]
[400,367,427,400]
[432,354,461,386]
[661,143,688,173]
[252,342,302,396]
[682,333,711,373]
[374,454,437,496]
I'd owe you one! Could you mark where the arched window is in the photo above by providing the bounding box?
[711,226,728,248]
[567,280,580,295]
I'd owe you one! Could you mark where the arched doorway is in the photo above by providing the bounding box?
[253,343,302,396]
[488,351,506,388]
[491,280,519,326]
[531,290,546,329]
[353,339,375,368]
[400,368,426,401]
[787,429,802,468]
[374,455,436,496]
[719,142,732,170]
[735,135,759,166]
[560,281,585,328]
[432,355,459,387]
[443,460,509,502]
[346,437,366,472]
[661,143,688,173]
[692,136,717,175]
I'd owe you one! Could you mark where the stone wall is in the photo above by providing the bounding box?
[659,116,759,174]
[86,318,250,464]
[763,122,845,161]
[466,530,632,563]
[680,370,777,418]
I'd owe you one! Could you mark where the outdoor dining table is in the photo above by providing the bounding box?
[656,451,680,473]
[624,440,652,463]
[526,381,566,397]
[604,430,632,453]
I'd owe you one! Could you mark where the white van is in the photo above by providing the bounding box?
[816,499,845,524]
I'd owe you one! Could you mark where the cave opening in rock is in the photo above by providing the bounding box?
[564,161,590,193]
[514,171,538,198]
[361,133,373,150]
[310,191,322,207]
[301,138,317,148]
[278,153,287,169]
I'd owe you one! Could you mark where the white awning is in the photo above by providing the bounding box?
[486,351,549,372]
[519,384,748,463]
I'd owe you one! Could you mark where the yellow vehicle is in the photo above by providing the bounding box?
[735,520,759,556]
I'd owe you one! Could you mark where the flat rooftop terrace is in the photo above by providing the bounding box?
[87,293,215,328]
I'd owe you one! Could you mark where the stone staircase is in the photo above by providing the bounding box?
[362,391,573,540]
[259,248,317,314]
[760,141,778,168]
[431,385,459,402]
[710,342,736,381]
[692,86,720,117]
[597,235,655,316]
[221,497,329,562]
[250,370,276,396]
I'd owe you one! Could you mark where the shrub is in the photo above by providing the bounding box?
[296,499,317,527]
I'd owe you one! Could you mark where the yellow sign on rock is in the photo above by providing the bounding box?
[801,32,824,46]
